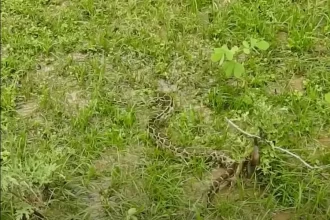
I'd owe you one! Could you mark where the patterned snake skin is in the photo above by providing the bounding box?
[147,92,260,205]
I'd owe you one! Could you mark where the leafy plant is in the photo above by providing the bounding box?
[126,208,138,220]
[211,38,270,77]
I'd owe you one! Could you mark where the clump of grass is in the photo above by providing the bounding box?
[2,0,330,219]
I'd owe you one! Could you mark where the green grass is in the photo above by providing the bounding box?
[1,0,330,219]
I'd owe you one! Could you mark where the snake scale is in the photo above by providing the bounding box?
[147,92,260,205]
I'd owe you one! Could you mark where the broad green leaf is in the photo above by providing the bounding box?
[225,50,234,60]
[221,44,229,50]
[211,50,224,62]
[325,93,330,103]
[223,61,235,77]
[250,38,257,47]
[128,208,137,216]
[255,40,270,50]
[243,48,250,54]
[214,48,223,54]
[233,62,245,77]
[219,54,225,65]
[243,41,250,48]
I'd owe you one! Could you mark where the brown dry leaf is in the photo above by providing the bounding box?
[288,76,305,92]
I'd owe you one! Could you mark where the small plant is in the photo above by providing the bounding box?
[126,208,138,220]
[211,38,270,77]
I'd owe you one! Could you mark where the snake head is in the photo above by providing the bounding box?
[250,144,260,166]
[246,139,260,178]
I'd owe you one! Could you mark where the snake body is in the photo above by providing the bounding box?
[147,93,260,205]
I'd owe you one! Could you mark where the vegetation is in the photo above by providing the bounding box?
[1,0,330,219]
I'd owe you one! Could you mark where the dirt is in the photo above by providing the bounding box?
[317,136,330,147]
[266,82,285,95]
[313,41,328,54]
[84,148,145,218]
[158,79,178,93]
[276,31,289,47]
[70,52,89,62]
[65,90,90,109]
[288,76,305,92]
[93,148,141,173]
[272,211,294,220]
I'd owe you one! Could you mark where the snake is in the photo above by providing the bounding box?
[147,92,260,205]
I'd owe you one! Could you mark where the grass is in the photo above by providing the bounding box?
[1,0,330,219]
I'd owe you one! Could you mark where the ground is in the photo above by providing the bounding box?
[1,0,330,219]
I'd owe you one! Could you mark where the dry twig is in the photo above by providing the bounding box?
[225,117,325,170]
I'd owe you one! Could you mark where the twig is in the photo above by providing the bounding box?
[272,146,314,169]
[225,118,261,139]
[225,117,321,170]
